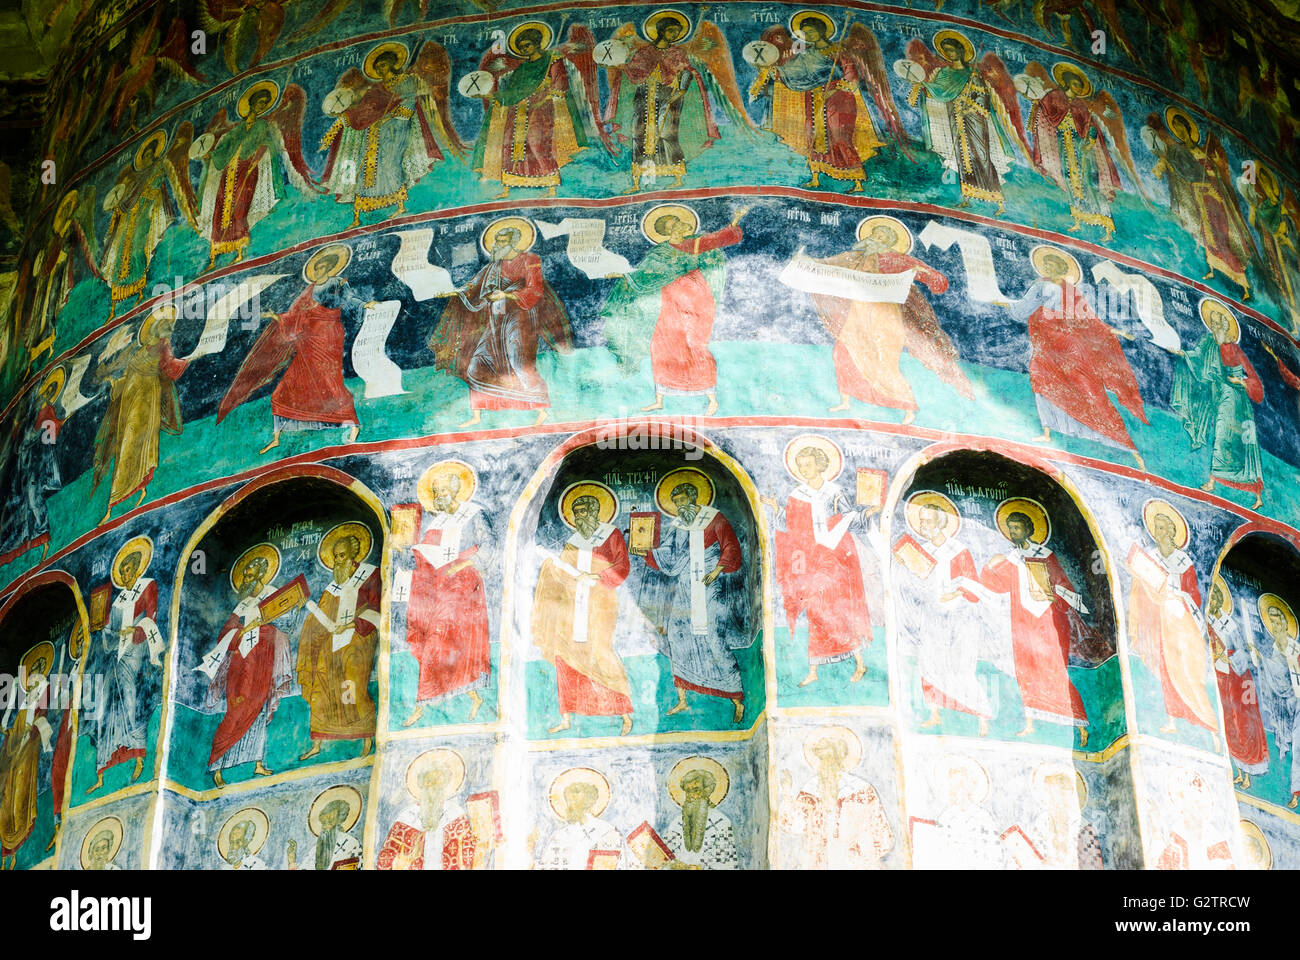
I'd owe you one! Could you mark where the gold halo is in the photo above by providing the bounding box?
[1031,762,1087,809]
[1199,297,1240,343]
[1052,62,1094,97]
[667,756,729,806]
[856,215,913,253]
[229,542,281,593]
[218,807,270,860]
[1259,593,1299,640]
[1030,244,1083,285]
[406,748,466,801]
[1141,498,1189,549]
[790,9,836,40]
[995,497,1051,545]
[1258,166,1280,201]
[1239,819,1272,870]
[507,21,553,56]
[363,41,409,80]
[547,767,611,819]
[318,521,374,572]
[53,190,78,234]
[905,490,961,538]
[656,468,715,516]
[937,755,989,804]
[20,640,55,682]
[802,725,862,771]
[480,216,536,255]
[302,243,352,284]
[933,29,975,63]
[417,459,477,513]
[642,203,699,244]
[80,816,123,868]
[308,784,363,836]
[37,366,66,404]
[139,303,177,345]
[783,434,844,483]
[641,8,691,42]
[68,619,88,661]
[1164,105,1200,144]
[237,79,280,119]
[1211,574,1234,617]
[559,481,618,528]
[134,130,167,170]
[111,535,154,589]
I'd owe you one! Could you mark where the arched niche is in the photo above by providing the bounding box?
[0,573,90,869]
[166,466,388,798]
[887,448,1139,869]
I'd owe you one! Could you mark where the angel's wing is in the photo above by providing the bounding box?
[1084,89,1153,204]
[599,23,647,126]
[162,122,199,226]
[978,51,1036,168]
[267,84,321,190]
[687,20,760,132]
[1020,60,1053,97]
[842,22,911,156]
[557,24,619,153]
[1205,132,1260,264]
[759,25,796,66]
[903,37,947,79]
[157,14,207,83]
[409,40,469,158]
[71,186,102,274]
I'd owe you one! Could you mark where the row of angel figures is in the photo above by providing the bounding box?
[17,8,1300,376]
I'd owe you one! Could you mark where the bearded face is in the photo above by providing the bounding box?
[332,541,360,585]
[571,498,600,539]
[419,768,451,830]
[680,773,713,852]
[237,559,266,601]
[431,477,460,513]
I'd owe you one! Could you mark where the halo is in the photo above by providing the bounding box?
[406,748,466,801]
[558,481,618,528]
[139,303,177,345]
[53,190,78,234]
[995,497,1051,545]
[783,434,844,483]
[641,9,691,42]
[1239,819,1272,870]
[905,490,961,538]
[229,541,281,593]
[1030,244,1082,285]
[1164,765,1207,805]
[933,29,975,63]
[1259,593,1299,640]
[855,215,913,253]
[1198,296,1240,343]
[1141,498,1189,549]
[937,754,989,804]
[134,130,167,170]
[20,640,55,682]
[1051,62,1094,97]
[655,468,715,516]
[37,366,66,404]
[507,21,553,56]
[318,521,373,572]
[642,203,698,244]
[802,725,862,771]
[547,767,611,819]
[1258,165,1279,201]
[667,756,729,806]
[363,41,409,80]
[80,816,123,868]
[1164,105,1200,144]
[1031,762,1086,809]
[480,215,536,255]
[417,459,478,513]
[217,807,270,860]
[308,784,363,836]
[68,619,88,661]
[790,9,836,40]
[111,535,154,589]
[237,79,280,118]
[1211,573,1234,617]
[302,243,352,284]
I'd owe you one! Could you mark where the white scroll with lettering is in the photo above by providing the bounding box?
[778,248,914,303]
[180,274,289,361]
[536,218,632,279]
[388,228,458,300]
[1091,260,1181,352]
[352,300,406,398]
[918,221,1009,303]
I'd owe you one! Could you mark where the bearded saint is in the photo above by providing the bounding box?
[376,762,478,870]
[0,671,53,868]
[778,736,893,869]
[1206,582,1267,788]
[1253,604,1300,806]
[660,769,738,870]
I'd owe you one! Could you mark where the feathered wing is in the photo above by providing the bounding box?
[288,0,353,42]
[157,14,207,82]
[71,185,102,277]
[599,23,645,127]
[1085,89,1153,204]
[1205,132,1260,266]
[217,319,297,423]
[163,122,199,227]
[267,84,321,191]
[842,23,912,157]
[1020,60,1053,96]
[687,20,760,133]
[559,24,618,153]
[903,37,947,79]
[410,41,468,157]
[978,51,1036,168]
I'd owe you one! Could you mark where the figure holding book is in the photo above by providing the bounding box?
[377,749,493,870]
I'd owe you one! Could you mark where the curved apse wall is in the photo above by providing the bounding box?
[0,0,1298,870]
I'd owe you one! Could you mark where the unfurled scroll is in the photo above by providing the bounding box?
[388,228,458,300]
[536,218,632,279]
[779,248,914,303]
[918,221,1009,303]
[1091,260,1181,352]
[351,300,405,398]
[180,273,289,361]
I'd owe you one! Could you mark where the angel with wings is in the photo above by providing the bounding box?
[748,10,910,192]
[469,20,615,199]
[319,40,467,228]
[602,10,759,193]
[1016,62,1149,241]
[1143,107,1257,300]
[193,79,321,270]
[895,30,1034,216]
[100,123,198,318]
[198,0,291,75]
[1239,164,1300,332]
[101,7,206,134]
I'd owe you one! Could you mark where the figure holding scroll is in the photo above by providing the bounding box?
[531,482,634,736]
[401,460,491,727]
[199,543,292,787]
[998,246,1148,470]
[803,216,972,422]
[601,204,748,416]
[1125,499,1218,742]
[429,217,574,429]
[763,436,872,687]
[296,522,380,761]
[1206,576,1267,788]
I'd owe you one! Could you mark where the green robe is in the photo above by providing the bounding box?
[1171,333,1262,486]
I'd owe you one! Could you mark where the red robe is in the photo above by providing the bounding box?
[555,528,633,716]
[207,614,288,768]
[1027,281,1147,449]
[1157,833,1234,869]
[49,704,72,819]
[320,80,443,182]
[775,488,870,662]
[376,811,476,870]
[981,548,1088,725]
[648,226,742,394]
[1210,621,1269,772]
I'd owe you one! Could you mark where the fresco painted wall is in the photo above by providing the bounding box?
[0,0,1298,869]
